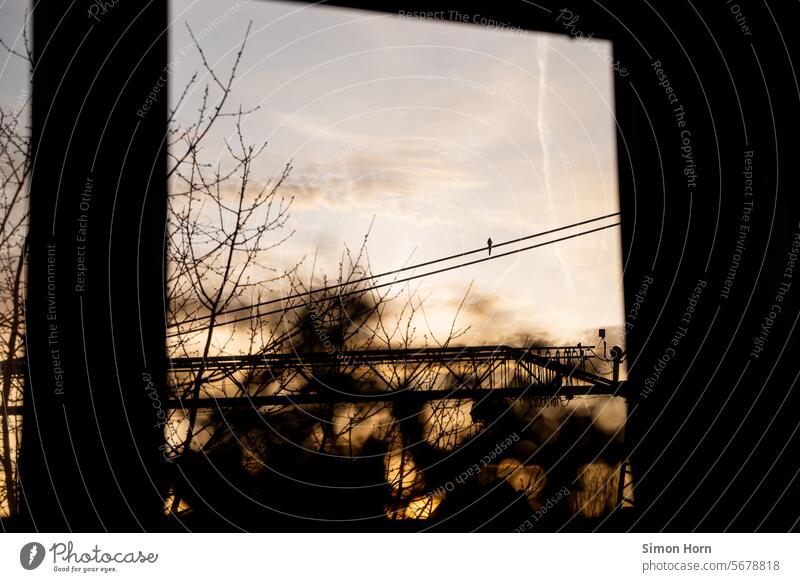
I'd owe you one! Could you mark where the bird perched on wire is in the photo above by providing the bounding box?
[487,237,493,256]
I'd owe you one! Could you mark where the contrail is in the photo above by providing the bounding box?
[536,37,578,302]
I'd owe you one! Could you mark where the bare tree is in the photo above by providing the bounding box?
[160,22,476,521]
[167,113,295,451]
[0,15,32,517]
[162,23,304,515]
[166,236,476,522]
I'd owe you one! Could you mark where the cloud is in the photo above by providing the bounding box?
[282,145,493,221]
[266,108,372,146]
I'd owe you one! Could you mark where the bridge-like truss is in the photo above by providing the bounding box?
[1,344,626,412]
[0,344,633,509]
[165,344,626,408]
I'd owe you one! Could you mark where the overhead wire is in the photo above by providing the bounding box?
[167,217,621,338]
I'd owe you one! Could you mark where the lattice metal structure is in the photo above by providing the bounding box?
[2,344,633,510]
[164,344,631,514]
[165,344,625,408]
[1,345,625,411]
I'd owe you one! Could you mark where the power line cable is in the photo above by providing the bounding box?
[167,220,620,338]
[168,212,620,331]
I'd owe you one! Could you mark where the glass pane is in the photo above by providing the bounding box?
[164,0,626,527]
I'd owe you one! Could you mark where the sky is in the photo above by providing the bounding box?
[169,0,625,347]
[0,2,30,119]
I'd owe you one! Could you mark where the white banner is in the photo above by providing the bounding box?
[1,533,798,581]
